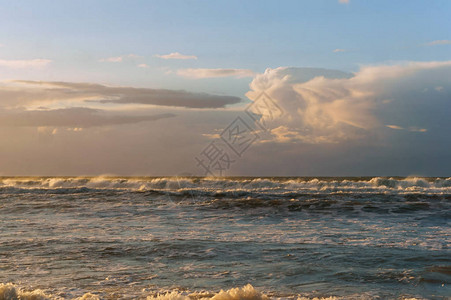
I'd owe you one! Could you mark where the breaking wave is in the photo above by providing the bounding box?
[0,283,425,300]
[0,176,450,195]
[0,282,98,300]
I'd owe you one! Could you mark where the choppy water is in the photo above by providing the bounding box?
[0,177,450,299]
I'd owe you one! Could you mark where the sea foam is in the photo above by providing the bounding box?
[2,283,399,300]
[0,283,49,300]
[0,283,101,300]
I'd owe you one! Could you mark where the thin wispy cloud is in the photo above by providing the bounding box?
[99,54,140,63]
[155,52,197,60]
[177,68,255,79]
[425,40,451,46]
[386,125,427,132]
[338,0,349,4]
[137,64,149,68]
[409,127,427,132]
[333,49,346,53]
[0,107,175,128]
[386,125,404,130]
[0,59,52,68]
[100,56,123,63]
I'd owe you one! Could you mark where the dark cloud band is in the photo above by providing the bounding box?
[12,81,241,109]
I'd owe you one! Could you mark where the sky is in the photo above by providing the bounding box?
[0,0,450,176]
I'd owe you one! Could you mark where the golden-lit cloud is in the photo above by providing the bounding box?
[246,61,451,143]
[386,125,427,132]
[386,125,404,130]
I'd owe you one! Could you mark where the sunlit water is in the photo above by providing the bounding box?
[0,177,450,299]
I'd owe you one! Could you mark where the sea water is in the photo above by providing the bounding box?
[0,177,450,299]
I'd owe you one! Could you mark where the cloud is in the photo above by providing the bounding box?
[37,126,59,135]
[137,64,149,68]
[333,48,346,53]
[100,56,123,63]
[408,127,427,132]
[0,107,175,128]
[99,54,140,63]
[248,67,351,91]
[338,0,349,4]
[7,80,241,109]
[177,68,255,79]
[386,125,404,130]
[155,52,197,60]
[0,59,52,68]
[386,125,428,132]
[264,126,306,143]
[246,62,451,144]
[426,40,451,46]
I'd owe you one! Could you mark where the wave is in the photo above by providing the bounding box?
[0,176,450,195]
[148,284,270,300]
[0,283,425,300]
[0,282,99,300]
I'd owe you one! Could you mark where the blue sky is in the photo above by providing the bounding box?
[0,0,450,176]
[1,0,450,94]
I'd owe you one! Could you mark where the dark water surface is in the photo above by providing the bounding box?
[0,177,450,299]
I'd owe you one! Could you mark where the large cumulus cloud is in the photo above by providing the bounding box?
[246,62,451,143]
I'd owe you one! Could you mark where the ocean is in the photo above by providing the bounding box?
[0,177,449,300]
